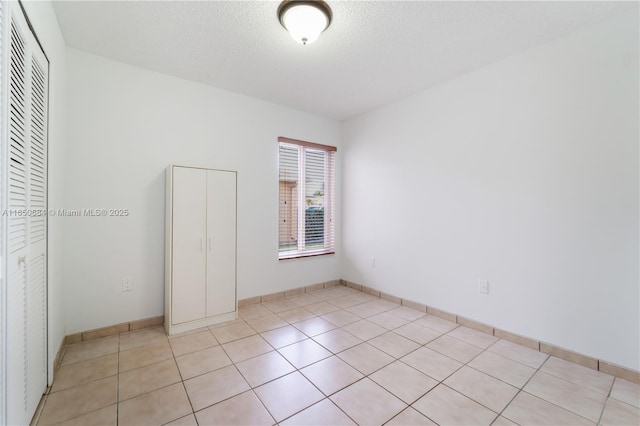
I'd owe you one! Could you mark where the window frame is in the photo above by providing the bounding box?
[278,136,336,260]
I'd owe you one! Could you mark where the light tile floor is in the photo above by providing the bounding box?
[35,286,640,425]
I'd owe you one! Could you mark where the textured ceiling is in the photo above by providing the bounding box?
[52,1,636,120]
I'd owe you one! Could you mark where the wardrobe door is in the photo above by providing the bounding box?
[171,167,206,324]
[5,3,48,424]
[205,170,236,317]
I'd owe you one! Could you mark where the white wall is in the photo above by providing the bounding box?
[342,9,639,370]
[20,0,67,384]
[63,48,342,333]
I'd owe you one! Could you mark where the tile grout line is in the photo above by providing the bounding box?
[596,376,617,425]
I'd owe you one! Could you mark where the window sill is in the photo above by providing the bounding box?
[279,251,335,261]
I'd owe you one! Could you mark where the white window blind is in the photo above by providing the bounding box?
[278,137,336,259]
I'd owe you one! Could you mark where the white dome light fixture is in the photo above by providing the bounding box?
[278,0,332,45]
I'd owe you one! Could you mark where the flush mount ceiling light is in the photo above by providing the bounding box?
[277,0,332,45]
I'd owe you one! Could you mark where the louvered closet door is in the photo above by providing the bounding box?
[5,2,49,424]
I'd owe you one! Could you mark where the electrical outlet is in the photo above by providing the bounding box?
[478,280,489,294]
[370,257,376,268]
[122,277,133,292]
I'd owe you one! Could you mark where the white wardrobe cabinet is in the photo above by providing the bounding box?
[165,165,237,335]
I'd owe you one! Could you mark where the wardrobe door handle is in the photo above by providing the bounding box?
[200,237,205,251]
[208,237,212,251]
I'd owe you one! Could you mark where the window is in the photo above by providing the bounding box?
[278,137,336,259]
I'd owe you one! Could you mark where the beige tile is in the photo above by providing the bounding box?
[346,302,385,318]
[541,356,613,395]
[246,314,289,332]
[444,366,518,412]
[278,338,332,368]
[238,296,262,309]
[426,306,457,323]
[491,416,518,426]
[362,285,381,297]
[285,287,306,297]
[118,358,182,401]
[254,372,324,422]
[600,398,640,426]
[119,327,167,352]
[210,321,256,344]
[261,291,285,302]
[294,317,337,337]
[259,325,307,348]
[281,398,356,426]
[262,299,300,313]
[367,299,400,313]
[367,312,409,330]
[313,328,362,353]
[235,350,295,387]
[540,342,598,370]
[300,356,364,396]
[386,407,436,425]
[38,376,116,424]
[321,310,361,327]
[456,316,493,335]
[278,307,316,323]
[119,340,173,373]
[338,343,394,375]
[55,404,117,426]
[52,354,117,393]
[381,292,402,304]
[493,328,539,350]
[82,323,129,341]
[61,336,119,366]
[394,322,442,345]
[118,382,192,426]
[306,282,326,292]
[65,333,82,344]
[502,391,592,425]
[238,304,272,320]
[599,360,640,384]
[195,391,274,425]
[129,315,164,331]
[525,371,606,422]
[184,365,250,411]
[415,315,458,333]
[288,293,321,306]
[401,299,427,313]
[401,347,463,381]
[165,413,198,426]
[208,318,245,329]
[331,378,406,425]
[222,334,273,363]
[344,281,362,292]
[169,330,218,357]
[175,345,232,379]
[370,361,438,404]
[306,301,340,316]
[426,335,484,363]
[611,378,640,408]
[368,332,420,358]
[342,319,387,341]
[387,306,426,322]
[413,385,496,426]
[167,326,210,339]
[488,339,548,369]
[447,325,498,349]
[330,295,367,309]
[468,351,536,388]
